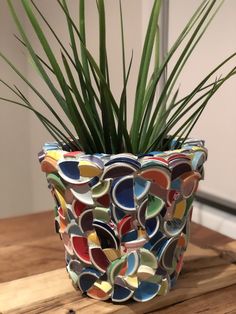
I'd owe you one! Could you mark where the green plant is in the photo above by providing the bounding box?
[1,0,235,154]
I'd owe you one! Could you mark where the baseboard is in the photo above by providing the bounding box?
[192,201,236,239]
[195,191,236,216]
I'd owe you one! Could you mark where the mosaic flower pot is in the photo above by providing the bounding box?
[39,138,207,303]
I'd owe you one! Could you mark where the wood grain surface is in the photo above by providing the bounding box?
[0,211,235,314]
[0,211,64,283]
[154,285,236,314]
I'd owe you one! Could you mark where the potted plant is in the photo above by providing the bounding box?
[1,0,235,303]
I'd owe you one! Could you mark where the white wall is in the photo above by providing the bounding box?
[168,0,236,203]
[0,0,32,218]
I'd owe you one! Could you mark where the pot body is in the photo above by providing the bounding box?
[39,139,207,302]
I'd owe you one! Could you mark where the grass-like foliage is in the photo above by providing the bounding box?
[1,0,236,154]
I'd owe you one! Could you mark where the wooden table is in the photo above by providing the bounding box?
[0,211,235,313]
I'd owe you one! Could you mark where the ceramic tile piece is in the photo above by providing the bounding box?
[78,209,94,233]
[146,195,165,219]
[124,237,148,251]
[117,215,134,237]
[173,198,187,219]
[103,248,121,262]
[87,281,112,301]
[145,216,160,238]
[89,246,111,272]
[58,160,80,183]
[70,184,94,206]
[71,199,87,217]
[107,256,127,285]
[157,277,170,296]
[93,207,110,222]
[112,283,134,303]
[137,265,156,281]
[111,205,126,223]
[71,235,91,264]
[163,218,186,237]
[133,281,161,302]
[79,155,104,170]
[123,275,139,289]
[102,163,137,179]
[125,251,140,276]
[159,237,179,271]
[93,220,119,249]
[54,189,67,213]
[79,160,103,177]
[106,155,140,169]
[78,268,101,293]
[96,193,110,208]
[171,161,192,181]
[137,199,148,228]
[91,179,111,198]
[112,176,136,211]
[41,158,58,173]
[67,259,83,285]
[121,230,138,242]
[134,176,151,201]
[139,166,171,190]
[47,173,66,194]
[139,248,158,269]
[61,232,74,256]
[180,171,201,198]
[87,230,101,246]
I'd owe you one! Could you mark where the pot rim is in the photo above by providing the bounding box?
[39,137,207,160]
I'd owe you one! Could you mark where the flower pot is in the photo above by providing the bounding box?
[39,138,207,303]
